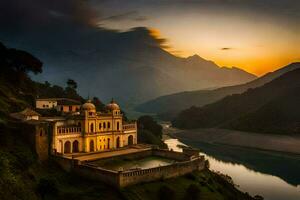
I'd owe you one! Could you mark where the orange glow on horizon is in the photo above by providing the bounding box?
[166,49,300,76]
[158,31,300,76]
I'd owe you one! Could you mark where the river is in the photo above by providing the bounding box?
[164,136,300,200]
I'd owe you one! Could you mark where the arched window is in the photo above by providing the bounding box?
[103,122,106,129]
[108,122,111,129]
[90,123,94,132]
[99,123,102,130]
[117,122,120,130]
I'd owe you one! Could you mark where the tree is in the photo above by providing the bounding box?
[138,115,163,138]
[0,42,42,75]
[92,97,105,111]
[66,79,77,90]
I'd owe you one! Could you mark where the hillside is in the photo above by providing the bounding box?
[136,62,300,119]
[0,0,256,107]
[0,43,255,200]
[172,68,300,134]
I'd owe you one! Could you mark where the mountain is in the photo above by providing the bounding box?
[172,68,300,134]
[136,62,300,119]
[0,0,256,107]
[0,42,255,200]
[0,27,255,108]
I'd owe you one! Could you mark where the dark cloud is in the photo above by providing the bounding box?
[220,47,233,51]
[0,0,98,34]
[102,11,147,22]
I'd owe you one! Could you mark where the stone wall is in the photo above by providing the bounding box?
[119,156,205,187]
[152,149,190,161]
[53,155,75,171]
[53,148,206,188]
[73,164,120,187]
[35,124,49,161]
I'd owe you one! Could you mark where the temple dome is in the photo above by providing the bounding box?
[81,100,96,111]
[105,99,120,111]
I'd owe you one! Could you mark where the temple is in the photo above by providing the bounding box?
[10,98,204,188]
[52,99,137,154]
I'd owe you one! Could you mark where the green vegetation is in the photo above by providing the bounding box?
[35,81,83,102]
[122,169,254,200]
[136,62,300,121]
[0,42,255,200]
[137,116,167,148]
[173,68,300,134]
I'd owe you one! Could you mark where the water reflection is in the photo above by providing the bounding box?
[165,138,300,200]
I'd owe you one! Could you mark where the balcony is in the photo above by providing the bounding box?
[123,123,136,132]
[57,126,82,135]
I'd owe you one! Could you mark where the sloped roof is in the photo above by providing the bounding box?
[10,108,41,120]
[20,108,41,116]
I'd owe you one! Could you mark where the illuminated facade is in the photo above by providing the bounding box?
[52,99,137,154]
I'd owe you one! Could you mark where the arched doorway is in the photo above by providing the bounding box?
[116,137,120,148]
[64,141,71,154]
[73,140,79,153]
[90,140,94,152]
[128,135,134,146]
[107,138,110,149]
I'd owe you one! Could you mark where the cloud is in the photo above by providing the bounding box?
[102,11,148,22]
[220,47,233,51]
[0,0,98,34]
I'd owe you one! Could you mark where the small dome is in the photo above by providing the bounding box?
[105,99,120,111]
[81,100,96,111]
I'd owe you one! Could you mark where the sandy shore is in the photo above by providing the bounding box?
[165,127,300,155]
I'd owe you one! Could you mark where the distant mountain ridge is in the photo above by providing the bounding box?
[136,62,300,119]
[0,27,255,108]
[172,68,300,134]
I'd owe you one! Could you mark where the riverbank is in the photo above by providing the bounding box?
[167,127,300,155]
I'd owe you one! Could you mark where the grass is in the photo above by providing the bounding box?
[122,169,253,200]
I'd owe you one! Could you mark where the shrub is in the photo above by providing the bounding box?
[37,177,58,199]
[185,173,197,181]
[254,195,264,200]
[157,185,175,200]
[184,184,201,200]
[204,160,210,169]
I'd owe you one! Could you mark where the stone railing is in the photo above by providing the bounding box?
[122,123,136,131]
[57,126,81,135]
[53,148,205,188]
[73,155,204,188]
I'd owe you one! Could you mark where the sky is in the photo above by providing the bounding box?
[0,0,299,76]
[90,0,300,76]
